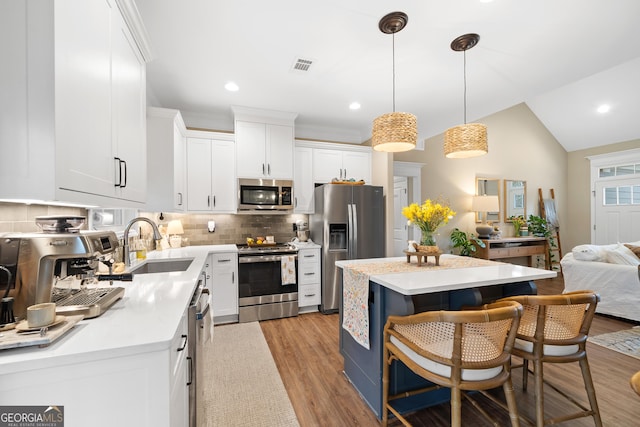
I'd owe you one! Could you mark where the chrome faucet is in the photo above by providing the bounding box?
[123,217,163,266]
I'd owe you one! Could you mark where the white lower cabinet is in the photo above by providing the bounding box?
[0,309,190,427]
[169,310,189,426]
[298,247,321,309]
[209,252,239,323]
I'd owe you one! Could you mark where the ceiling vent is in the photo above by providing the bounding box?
[291,57,313,73]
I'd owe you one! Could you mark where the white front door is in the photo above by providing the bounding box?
[393,177,409,256]
[594,176,640,244]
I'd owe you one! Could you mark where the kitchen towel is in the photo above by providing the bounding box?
[342,267,370,350]
[281,255,297,286]
[203,291,214,344]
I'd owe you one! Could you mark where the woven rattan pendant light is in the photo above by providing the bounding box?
[444,33,488,158]
[372,12,417,153]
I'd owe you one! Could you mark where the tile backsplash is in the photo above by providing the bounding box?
[140,212,309,246]
[0,202,308,248]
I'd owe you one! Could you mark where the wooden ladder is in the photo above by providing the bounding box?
[538,188,562,271]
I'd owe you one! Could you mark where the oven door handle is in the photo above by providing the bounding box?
[239,254,298,263]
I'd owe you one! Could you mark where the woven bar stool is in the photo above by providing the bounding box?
[498,290,602,427]
[382,301,523,427]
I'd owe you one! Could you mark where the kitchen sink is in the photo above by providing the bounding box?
[129,258,194,275]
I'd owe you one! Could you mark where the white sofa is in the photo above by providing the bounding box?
[560,242,640,322]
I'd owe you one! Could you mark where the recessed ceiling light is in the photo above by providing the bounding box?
[349,102,361,110]
[596,104,611,114]
[225,82,239,92]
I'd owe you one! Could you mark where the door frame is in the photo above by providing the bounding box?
[588,147,640,243]
[393,161,424,245]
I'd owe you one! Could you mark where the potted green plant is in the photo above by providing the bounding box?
[527,215,550,237]
[450,228,485,257]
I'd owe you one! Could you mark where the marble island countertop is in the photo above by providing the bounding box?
[336,254,557,295]
[0,244,237,375]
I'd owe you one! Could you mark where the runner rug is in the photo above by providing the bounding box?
[588,326,640,360]
[198,321,300,427]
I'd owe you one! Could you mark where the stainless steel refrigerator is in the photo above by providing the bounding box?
[310,184,385,313]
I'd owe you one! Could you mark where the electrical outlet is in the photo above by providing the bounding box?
[292,223,297,231]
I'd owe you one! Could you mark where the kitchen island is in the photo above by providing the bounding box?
[0,245,236,427]
[336,254,557,419]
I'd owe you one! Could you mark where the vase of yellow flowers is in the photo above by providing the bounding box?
[402,199,456,250]
[508,215,526,236]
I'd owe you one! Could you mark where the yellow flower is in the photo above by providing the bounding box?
[402,199,456,233]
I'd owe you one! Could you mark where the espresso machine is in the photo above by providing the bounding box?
[0,216,126,322]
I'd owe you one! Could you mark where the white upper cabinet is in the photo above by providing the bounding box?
[233,107,297,180]
[186,131,236,213]
[146,108,187,212]
[312,144,372,185]
[293,146,314,213]
[0,0,151,207]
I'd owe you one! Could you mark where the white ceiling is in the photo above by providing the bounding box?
[134,0,640,152]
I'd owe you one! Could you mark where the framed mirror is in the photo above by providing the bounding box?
[475,178,500,223]
[504,180,526,221]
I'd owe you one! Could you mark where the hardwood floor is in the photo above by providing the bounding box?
[260,276,640,426]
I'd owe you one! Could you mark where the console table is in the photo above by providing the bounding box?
[473,236,547,267]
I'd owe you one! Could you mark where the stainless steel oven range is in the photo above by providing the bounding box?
[237,243,298,322]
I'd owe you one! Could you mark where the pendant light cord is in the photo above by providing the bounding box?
[392,32,396,113]
[463,49,467,124]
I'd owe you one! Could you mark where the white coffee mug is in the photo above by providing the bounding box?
[27,302,56,328]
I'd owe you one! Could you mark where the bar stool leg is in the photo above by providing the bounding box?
[534,359,545,427]
[382,346,390,427]
[503,377,521,427]
[451,386,462,427]
[579,356,603,427]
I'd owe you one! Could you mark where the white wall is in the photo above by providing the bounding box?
[394,103,568,255]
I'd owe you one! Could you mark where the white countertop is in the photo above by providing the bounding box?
[0,244,237,375]
[336,254,557,295]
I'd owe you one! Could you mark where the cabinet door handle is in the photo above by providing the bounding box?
[121,159,127,188]
[305,293,316,297]
[304,272,315,276]
[232,271,235,284]
[295,197,298,208]
[268,163,271,175]
[303,254,315,258]
[213,195,216,207]
[262,163,265,175]
[218,259,231,263]
[177,192,183,206]
[114,157,122,187]
[186,356,193,386]
[207,195,211,207]
[177,334,187,352]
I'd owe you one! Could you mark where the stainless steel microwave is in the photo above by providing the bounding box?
[238,179,293,212]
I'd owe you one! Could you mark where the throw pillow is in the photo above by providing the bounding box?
[572,244,607,262]
[624,244,640,259]
[606,244,640,266]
